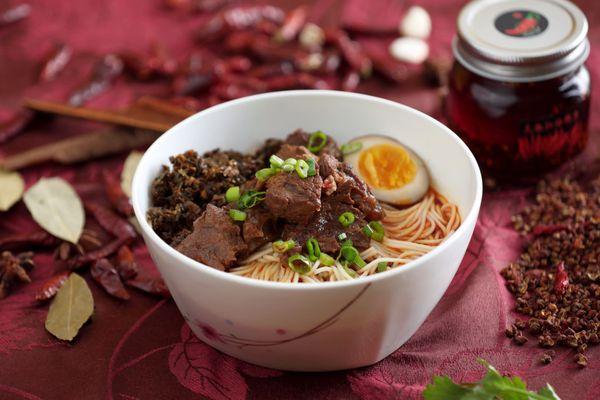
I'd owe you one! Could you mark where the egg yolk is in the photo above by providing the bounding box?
[358,144,416,189]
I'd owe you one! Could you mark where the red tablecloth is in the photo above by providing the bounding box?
[1,1,599,399]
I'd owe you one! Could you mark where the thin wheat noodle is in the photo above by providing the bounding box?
[228,190,461,283]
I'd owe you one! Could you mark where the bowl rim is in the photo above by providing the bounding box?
[132,90,483,291]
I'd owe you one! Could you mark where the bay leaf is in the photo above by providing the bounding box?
[0,169,25,211]
[23,177,85,244]
[45,273,94,341]
[120,151,143,198]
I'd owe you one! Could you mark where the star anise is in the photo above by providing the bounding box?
[0,251,35,299]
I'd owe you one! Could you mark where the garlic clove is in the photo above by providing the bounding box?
[299,23,325,50]
[389,37,430,64]
[399,6,432,39]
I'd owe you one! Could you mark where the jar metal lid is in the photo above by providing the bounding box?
[454,0,589,82]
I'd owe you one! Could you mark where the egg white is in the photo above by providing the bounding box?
[344,135,430,206]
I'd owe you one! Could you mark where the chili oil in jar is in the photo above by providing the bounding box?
[447,0,591,183]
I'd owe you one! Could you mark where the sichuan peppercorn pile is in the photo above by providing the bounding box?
[502,176,600,367]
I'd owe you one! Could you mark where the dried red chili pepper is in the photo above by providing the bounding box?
[371,56,416,83]
[69,54,124,107]
[223,5,284,30]
[223,31,256,52]
[218,72,266,92]
[126,274,170,298]
[91,258,130,300]
[172,51,213,96]
[68,238,128,269]
[115,245,138,280]
[39,43,72,82]
[0,109,34,144]
[532,224,571,237]
[328,29,372,77]
[35,271,70,302]
[247,61,294,79]
[224,56,252,73]
[341,70,360,92]
[553,262,569,296]
[0,3,31,27]
[208,95,223,106]
[103,171,134,217]
[0,230,58,251]
[274,6,307,42]
[255,19,279,35]
[250,36,307,62]
[164,0,233,13]
[85,202,137,240]
[210,83,255,100]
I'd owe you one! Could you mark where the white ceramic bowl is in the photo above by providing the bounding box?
[132,90,482,371]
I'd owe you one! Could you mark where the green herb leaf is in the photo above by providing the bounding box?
[0,169,25,211]
[24,177,85,244]
[423,359,561,400]
[45,273,94,341]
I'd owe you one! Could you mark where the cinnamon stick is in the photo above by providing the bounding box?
[0,129,160,170]
[24,98,179,132]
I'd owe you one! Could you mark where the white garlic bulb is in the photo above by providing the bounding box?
[389,37,430,64]
[399,6,432,39]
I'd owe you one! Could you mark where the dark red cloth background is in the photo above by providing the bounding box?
[1,1,599,399]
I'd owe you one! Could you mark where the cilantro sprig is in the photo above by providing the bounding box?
[423,359,561,400]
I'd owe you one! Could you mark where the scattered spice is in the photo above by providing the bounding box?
[68,54,124,107]
[0,109,35,144]
[540,350,555,364]
[39,43,72,82]
[125,273,170,298]
[0,230,58,251]
[67,238,129,269]
[35,271,70,302]
[85,202,137,240]
[91,258,130,300]
[104,171,134,217]
[45,273,94,341]
[23,177,85,244]
[0,251,34,299]
[115,245,138,280]
[502,176,600,366]
[0,3,31,27]
[0,129,160,171]
[0,169,25,211]
[120,151,143,198]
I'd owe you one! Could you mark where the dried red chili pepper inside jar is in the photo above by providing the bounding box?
[446,0,591,183]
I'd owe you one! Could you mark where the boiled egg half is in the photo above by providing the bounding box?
[344,135,429,205]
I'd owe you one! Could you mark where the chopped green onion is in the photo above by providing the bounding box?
[228,209,247,222]
[340,245,360,263]
[342,263,358,278]
[225,186,240,203]
[319,253,335,266]
[306,237,321,262]
[338,232,347,241]
[363,220,385,242]
[272,239,296,253]
[288,254,311,275]
[338,211,355,227]
[255,167,276,182]
[295,159,309,179]
[377,262,388,273]
[269,154,284,169]
[354,256,366,269]
[282,158,297,172]
[237,190,266,209]
[307,131,328,153]
[306,158,317,177]
[340,141,362,156]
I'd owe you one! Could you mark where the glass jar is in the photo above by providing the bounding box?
[446,0,591,182]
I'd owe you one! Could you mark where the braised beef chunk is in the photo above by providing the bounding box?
[176,204,247,271]
[283,199,370,254]
[319,154,385,221]
[264,171,323,224]
[284,130,342,160]
[275,143,316,161]
[243,206,278,253]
